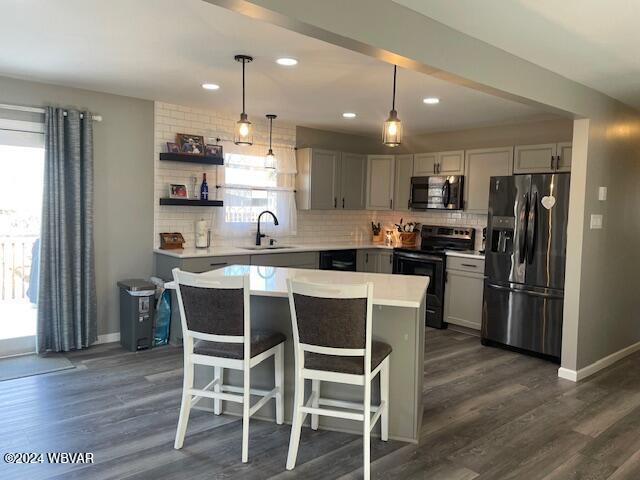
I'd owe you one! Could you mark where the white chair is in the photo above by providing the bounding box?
[172,268,285,463]
[285,279,390,480]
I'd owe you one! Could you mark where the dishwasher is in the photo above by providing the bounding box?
[319,249,357,271]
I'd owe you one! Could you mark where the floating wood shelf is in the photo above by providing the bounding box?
[159,198,223,207]
[159,152,224,165]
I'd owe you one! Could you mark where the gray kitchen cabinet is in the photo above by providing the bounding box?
[437,150,465,175]
[377,250,394,274]
[154,253,250,280]
[366,155,395,210]
[444,256,485,330]
[250,251,319,269]
[340,152,367,209]
[464,146,513,213]
[393,154,414,211]
[556,142,572,172]
[357,249,378,272]
[357,249,393,273]
[513,143,572,174]
[413,152,438,176]
[296,148,340,210]
[413,151,464,176]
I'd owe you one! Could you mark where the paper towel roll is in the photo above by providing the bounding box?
[195,219,209,248]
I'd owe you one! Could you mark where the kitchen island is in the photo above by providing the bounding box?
[166,265,428,443]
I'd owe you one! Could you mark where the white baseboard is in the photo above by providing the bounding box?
[558,340,640,382]
[95,332,120,344]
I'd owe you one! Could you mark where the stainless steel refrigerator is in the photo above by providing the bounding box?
[482,173,570,362]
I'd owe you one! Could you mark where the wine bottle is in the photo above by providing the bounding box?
[200,173,208,200]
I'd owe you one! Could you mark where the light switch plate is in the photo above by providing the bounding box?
[598,187,607,201]
[590,214,603,229]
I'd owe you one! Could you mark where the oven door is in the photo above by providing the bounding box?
[393,251,445,328]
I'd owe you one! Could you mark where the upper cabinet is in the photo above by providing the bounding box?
[393,154,414,211]
[513,143,572,174]
[296,148,339,210]
[340,152,367,209]
[366,155,395,210]
[413,152,437,176]
[555,142,572,172]
[437,150,465,175]
[413,150,464,175]
[464,146,513,213]
[296,148,366,210]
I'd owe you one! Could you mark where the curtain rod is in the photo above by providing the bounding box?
[216,184,296,193]
[212,137,296,150]
[0,103,103,122]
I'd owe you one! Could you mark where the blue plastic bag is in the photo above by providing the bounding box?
[154,289,171,346]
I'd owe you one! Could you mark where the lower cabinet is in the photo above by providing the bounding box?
[357,249,393,273]
[250,251,319,269]
[444,256,485,330]
[155,253,250,279]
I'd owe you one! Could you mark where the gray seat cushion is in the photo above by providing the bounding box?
[193,330,285,359]
[304,340,392,375]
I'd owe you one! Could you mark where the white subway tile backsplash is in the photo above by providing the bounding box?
[154,101,487,249]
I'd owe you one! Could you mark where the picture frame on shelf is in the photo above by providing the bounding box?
[166,142,180,153]
[176,133,205,155]
[205,144,223,157]
[169,183,189,199]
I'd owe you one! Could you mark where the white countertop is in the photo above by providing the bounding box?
[445,250,485,260]
[164,264,429,309]
[154,242,394,259]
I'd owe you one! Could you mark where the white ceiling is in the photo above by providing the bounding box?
[0,0,557,135]
[394,0,640,110]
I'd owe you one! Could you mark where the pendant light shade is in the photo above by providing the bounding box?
[382,65,402,147]
[234,54,253,146]
[265,114,277,169]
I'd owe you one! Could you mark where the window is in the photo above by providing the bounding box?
[0,119,45,356]
[216,145,297,237]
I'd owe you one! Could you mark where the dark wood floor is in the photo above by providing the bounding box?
[2,328,640,479]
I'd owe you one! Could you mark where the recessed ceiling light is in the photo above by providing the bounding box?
[276,57,298,66]
[342,112,357,118]
[202,83,220,90]
[423,97,440,104]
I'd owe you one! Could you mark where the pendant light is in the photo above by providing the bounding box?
[382,65,402,147]
[234,54,253,145]
[265,114,277,169]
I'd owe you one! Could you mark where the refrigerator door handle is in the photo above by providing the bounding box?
[518,192,530,264]
[527,191,538,264]
[486,283,563,299]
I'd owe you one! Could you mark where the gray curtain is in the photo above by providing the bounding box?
[37,107,97,353]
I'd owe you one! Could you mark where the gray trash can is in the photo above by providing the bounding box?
[117,279,156,352]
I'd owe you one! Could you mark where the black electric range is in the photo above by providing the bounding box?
[393,225,475,329]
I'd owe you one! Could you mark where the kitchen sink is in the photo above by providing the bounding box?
[239,245,292,251]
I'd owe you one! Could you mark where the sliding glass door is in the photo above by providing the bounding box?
[0,120,44,357]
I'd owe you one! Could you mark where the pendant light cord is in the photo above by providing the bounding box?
[269,117,273,149]
[242,59,246,114]
[392,65,397,111]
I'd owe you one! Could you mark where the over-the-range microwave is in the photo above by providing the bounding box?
[409,175,464,210]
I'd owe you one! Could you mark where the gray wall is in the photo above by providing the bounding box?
[296,125,398,154]
[298,119,572,155]
[0,75,154,336]
[403,118,573,152]
[214,0,640,374]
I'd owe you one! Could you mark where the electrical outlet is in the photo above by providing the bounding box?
[598,186,607,201]
[590,214,603,229]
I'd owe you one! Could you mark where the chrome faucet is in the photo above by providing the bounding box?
[255,210,279,246]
